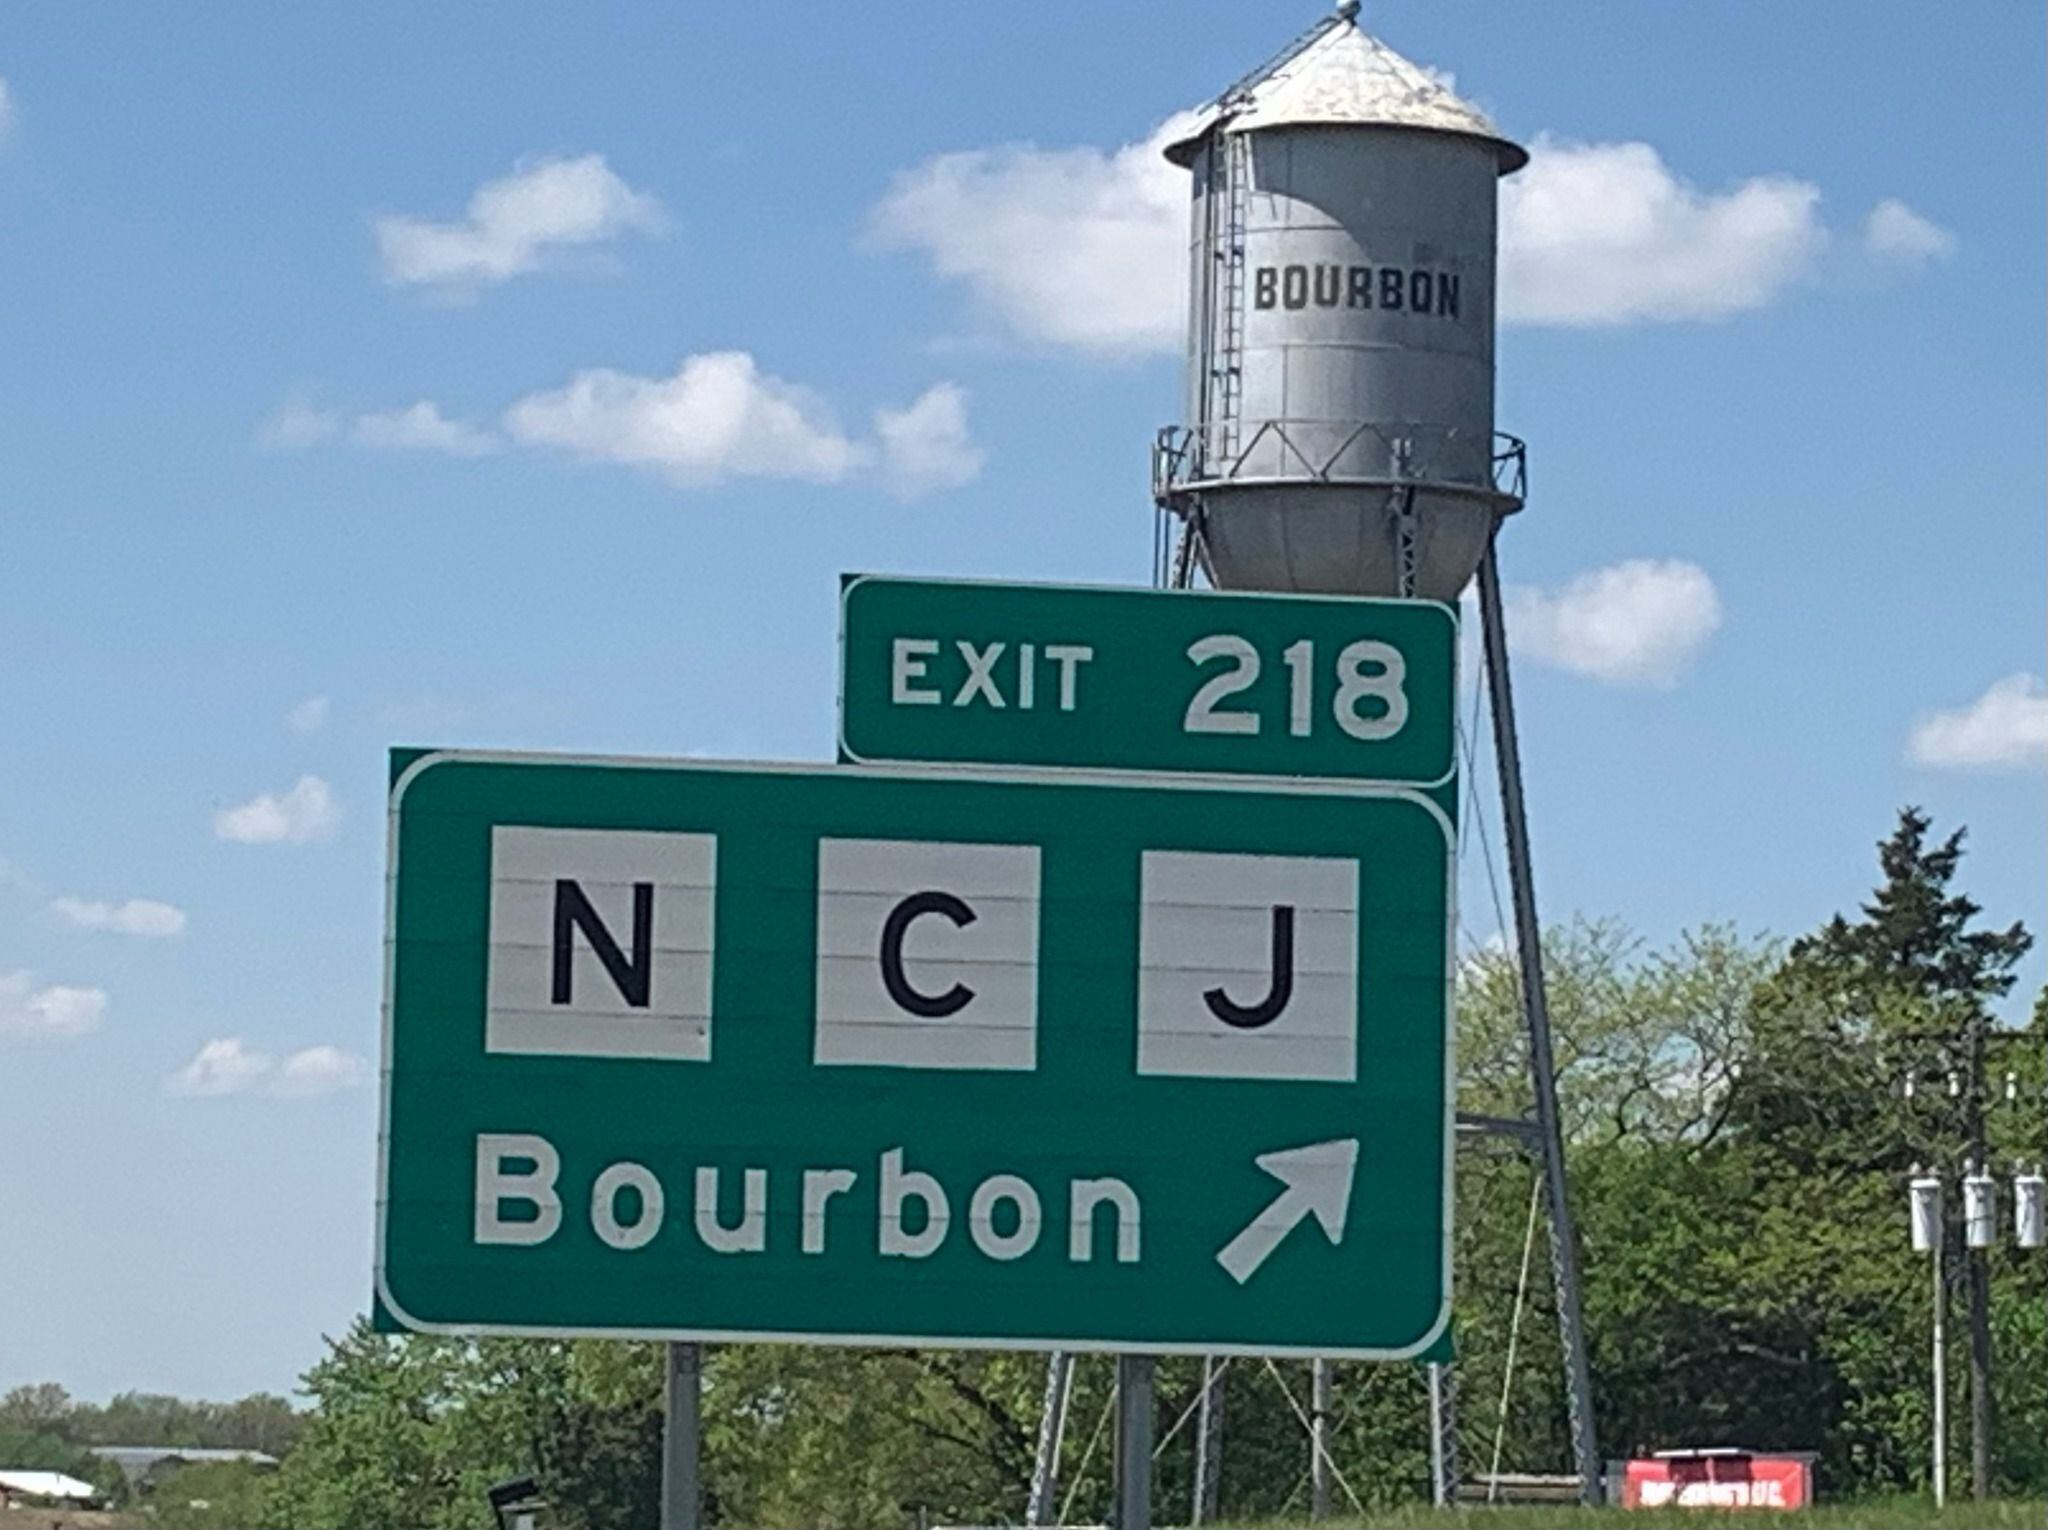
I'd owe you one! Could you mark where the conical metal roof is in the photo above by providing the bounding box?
[1165,8,1526,174]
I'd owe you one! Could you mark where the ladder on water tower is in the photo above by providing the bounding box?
[1196,5,1340,481]
[1209,128,1250,470]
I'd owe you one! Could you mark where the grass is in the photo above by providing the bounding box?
[1226,1498,2048,1529]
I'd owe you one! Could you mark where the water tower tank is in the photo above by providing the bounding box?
[1153,4,1526,600]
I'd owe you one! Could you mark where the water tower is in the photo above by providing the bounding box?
[1152,0,1526,600]
[1137,5,1603,1516]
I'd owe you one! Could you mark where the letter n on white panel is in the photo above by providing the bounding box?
[486,826,716,1061]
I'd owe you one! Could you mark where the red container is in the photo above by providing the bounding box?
[1621,1448,1815,1511]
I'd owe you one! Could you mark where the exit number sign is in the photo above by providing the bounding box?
[839,575,1456,786]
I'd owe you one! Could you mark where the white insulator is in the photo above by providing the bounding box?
[1909,1173,1943,1254]
[2016,1170,2045,1250]
[1963,1166,1997,1250]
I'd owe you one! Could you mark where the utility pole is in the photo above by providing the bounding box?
[1933,1241,1949,1508]
[1909,1169,1946,1507]
[1961,1012,1994,1500]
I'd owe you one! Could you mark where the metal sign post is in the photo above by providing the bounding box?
[1427,1361,1457,1507]
[1113,1355,1155,1530]
[1191,1357,1225,1524]
[1309,1358,1333,1519]
[661,1343,701,1530]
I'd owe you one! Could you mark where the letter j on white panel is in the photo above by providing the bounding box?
[1137,850,1358,1082]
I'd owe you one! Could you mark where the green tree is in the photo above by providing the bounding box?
[1715,808,2038,1492]
[1453,922,1792,1486]
[269,1324,662,1530]
[55,1388,304,1456]
[0,1383,75,1438]
[266,1324,514,1530]
[704,1345,1044,1526]
[1793,807,2032,1007]
[150,1460,276,1529]
[210,1394,305,1457]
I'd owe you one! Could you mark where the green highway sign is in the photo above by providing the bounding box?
[379,749,1453,1357]
[839,575,1456,785]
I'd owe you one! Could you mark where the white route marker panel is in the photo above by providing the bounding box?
[814,837,1041,1071]
[1136,850,1359,1082]
[485,826,717,1061]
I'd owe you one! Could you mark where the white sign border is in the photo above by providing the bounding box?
[377,747,1456,1363]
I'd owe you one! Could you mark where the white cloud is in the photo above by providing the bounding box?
[1506,558,1722,687]
[875,383,984,497]
[868,113,1198,358]
[0,78,15,141]
[52,897,186,937]
[168,1038,272,1097]
[286,695,330,734]
[168,1037,368,1098]
[259,398,497,457]
[0,970,108,1041]
[257,397,341,450]
[271,1045,370,1097]
[504,354,981,496]
[352,401,498,457]
[1499,137,1825,325]
[873,119,1838,349]
[213,775,340,846]
[1908,674,2048,771]
[1863,197,1956,268]
[375,153,663,290]
[504,350,867,487]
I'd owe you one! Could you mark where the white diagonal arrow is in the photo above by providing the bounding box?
[1215,1137,1360,1285]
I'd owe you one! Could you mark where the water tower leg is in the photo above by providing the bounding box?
[1026,1351,1074,1526]
[1476,540,1602,1506]
[661,1342,702,1530]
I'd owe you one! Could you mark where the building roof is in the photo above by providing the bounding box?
[90,1445,279,1481]
[1165,7,1525,174]
[0,1469,101,1501]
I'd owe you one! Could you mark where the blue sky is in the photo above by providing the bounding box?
[0,3,2041,1403]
